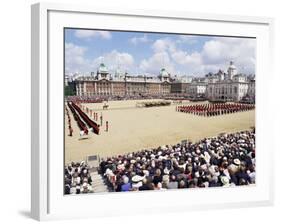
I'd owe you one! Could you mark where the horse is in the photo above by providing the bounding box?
[103,104,109,110]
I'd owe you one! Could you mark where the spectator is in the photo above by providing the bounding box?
[100,129,255,193]
[64,161,93,194]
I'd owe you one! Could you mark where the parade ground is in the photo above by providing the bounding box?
[64,99,255,163]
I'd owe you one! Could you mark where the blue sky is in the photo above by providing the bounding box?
[65,28,256,77]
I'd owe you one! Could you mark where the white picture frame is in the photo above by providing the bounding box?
[31,2,275,221]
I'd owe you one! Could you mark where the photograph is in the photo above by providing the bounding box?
[63,28,256,195]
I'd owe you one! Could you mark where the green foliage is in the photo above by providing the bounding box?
[64,85,75,96]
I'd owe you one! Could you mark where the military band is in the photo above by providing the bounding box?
[176,103,255,117]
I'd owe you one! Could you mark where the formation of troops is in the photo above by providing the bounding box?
[176,103,255,117]
[67,102,100,136]
[66,102,110,137]
[65,106,73,136]
[66,100,255,138]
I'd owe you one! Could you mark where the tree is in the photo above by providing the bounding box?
[64,85,75,96]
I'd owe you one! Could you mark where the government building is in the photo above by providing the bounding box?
[188,61,255,102]
[67,61,255,102]
[73,63,189,97]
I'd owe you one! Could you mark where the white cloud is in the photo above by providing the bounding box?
[201,37,256,74]
[65,34,256,77]
[171,50,204,74]
[93,50,134,72]
[65,43,91,75]
[140,36,256,76]
[177,35,198,45]
[172,51,202,66]
[65,43,134,75]
[152,38,176,53]
[140,51,175,75]
[74,30,112,40]
[129,34,150,45]
[141,38,200,75]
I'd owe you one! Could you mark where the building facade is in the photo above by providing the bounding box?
[188,80,207,98]
[206,62,255,102]
[75,64,174,97]
[70,61,255,102]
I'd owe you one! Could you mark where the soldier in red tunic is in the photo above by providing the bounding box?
[84,127,88,135]
[100,113,103,126]
[69,126,73,136]
[105,121,109,132]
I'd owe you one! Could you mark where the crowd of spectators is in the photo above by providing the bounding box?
[100,129,255,192]
[67,96,104,104]
[67,93,190,104]
[64,161,93,194]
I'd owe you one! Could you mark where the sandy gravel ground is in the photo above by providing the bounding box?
[65,99,255,164]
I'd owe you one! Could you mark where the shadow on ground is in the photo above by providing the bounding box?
[18,210,31,219]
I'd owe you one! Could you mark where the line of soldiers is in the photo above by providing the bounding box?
[87,108,108,132]
[71,102,100,135]
[67,101,111,137]
[67,102,89,135]
[65,106,73,136]
[83,106,104,127]
[176,103,255,117]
